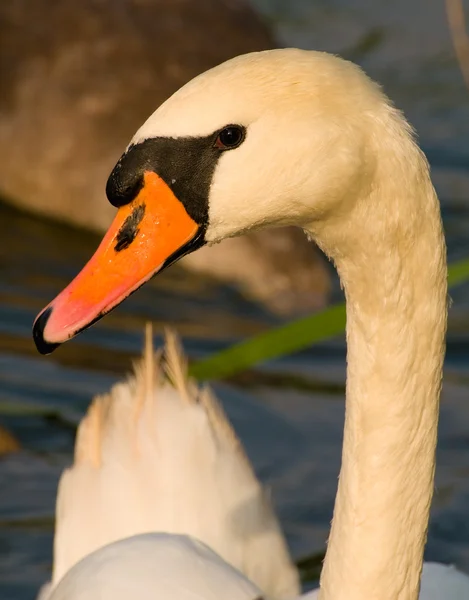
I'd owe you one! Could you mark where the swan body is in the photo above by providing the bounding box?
[32,49,469,598]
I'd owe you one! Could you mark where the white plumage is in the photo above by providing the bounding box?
[42,327,299,600]
[44,533,263,600]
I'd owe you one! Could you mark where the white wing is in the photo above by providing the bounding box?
[46,328,299,599]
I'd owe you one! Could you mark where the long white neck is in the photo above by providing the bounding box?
[310,117,448,600]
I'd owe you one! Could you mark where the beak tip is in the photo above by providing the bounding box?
[33,307,61,355]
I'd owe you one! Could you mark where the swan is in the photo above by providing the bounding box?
[37,327,299,600]
[32,48,469,598]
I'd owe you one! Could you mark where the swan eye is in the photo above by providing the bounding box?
[215,125,245,150]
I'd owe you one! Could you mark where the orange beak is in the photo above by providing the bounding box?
[33,172,201,354]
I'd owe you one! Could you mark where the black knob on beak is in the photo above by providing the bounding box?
[106,148,145,208]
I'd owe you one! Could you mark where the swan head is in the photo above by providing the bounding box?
[123,49,381,242]
[33,49,396,353]
[47,533,263,600]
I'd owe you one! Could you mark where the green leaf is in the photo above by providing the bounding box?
[190,303,345,380]
[448,256,469,287]
[189,257,469,381]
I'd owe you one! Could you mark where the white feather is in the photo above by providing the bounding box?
[45,326,298,599]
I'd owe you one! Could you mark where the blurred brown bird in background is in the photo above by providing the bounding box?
[0,0,330,316]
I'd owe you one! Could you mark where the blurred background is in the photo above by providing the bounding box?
[1,0,469,598]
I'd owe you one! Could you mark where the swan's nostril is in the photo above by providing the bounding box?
[114,204,146,252]
[32,306,60,355]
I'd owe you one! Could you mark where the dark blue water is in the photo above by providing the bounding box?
[1,1,469,597]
